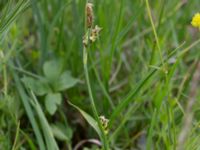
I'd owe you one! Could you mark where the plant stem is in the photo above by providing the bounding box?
[3,63,8,96]
[83,45,109,149]
[145,0,164,68]
[11,122,20,150]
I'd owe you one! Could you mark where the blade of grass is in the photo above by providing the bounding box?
[47,0,73,48]
[109,103,140,141]
[68,101,101,137]
[122,1,184,48]
[0,0,29,38]
[109,39,200,127]
[109,0,124,82]
[18,129,37,150]
[146,109,157,150]
[30,91,59,150]
[145,0,164,66]
[89,55,115,110]
[30,0,47,67]
[10,61,46,150]
[109,68,156,127]
[11,122,20,150]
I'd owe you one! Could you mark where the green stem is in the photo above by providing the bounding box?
[83,1,109,148]
[145,0,165,68]
[11,122,20,150]
[83,46,109,149]
[3,63,7,96]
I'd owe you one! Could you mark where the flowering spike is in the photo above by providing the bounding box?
[99,116,109,134]
[90,25,102,42]
[85,3,94,28]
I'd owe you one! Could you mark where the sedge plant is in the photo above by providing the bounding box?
[82,2,109,150]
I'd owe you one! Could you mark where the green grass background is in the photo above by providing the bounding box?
[0,0,200,149]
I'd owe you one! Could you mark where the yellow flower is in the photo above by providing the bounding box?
[191,13,200,28]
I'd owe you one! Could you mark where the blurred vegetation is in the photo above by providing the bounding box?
[0,0,200,149]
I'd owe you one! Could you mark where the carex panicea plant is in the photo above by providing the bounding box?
[82,2,109,150]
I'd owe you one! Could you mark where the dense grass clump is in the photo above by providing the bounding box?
[0,0,200,149]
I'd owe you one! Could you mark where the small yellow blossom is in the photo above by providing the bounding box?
[191,13,200,28]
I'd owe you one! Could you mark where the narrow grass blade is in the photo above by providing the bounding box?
[146,109,157,150]
[110,39,200,127]
[109,68,156,126]
[30,91,59,150]
[68,101,101,137]
[11,62,46,150]
[11,122,20,150]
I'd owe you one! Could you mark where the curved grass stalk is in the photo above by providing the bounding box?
[83,44,109,149]
[83,1,109,149]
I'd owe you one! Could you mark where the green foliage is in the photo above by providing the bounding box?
[21,77,51,96]
[43,60,63,82]
[51,123,73,141]
[69,101,101,137]
[22,60,78,115]
[0,0,200,149]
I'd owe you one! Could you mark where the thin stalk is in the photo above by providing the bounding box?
[11,122,20,150]
[30,0,47,67]
[83,45,109,149]
[109,38,200,127]
[1,51,8,96]
[145,0,165,68]
[3,63,8,96]
[83,1,109,149]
